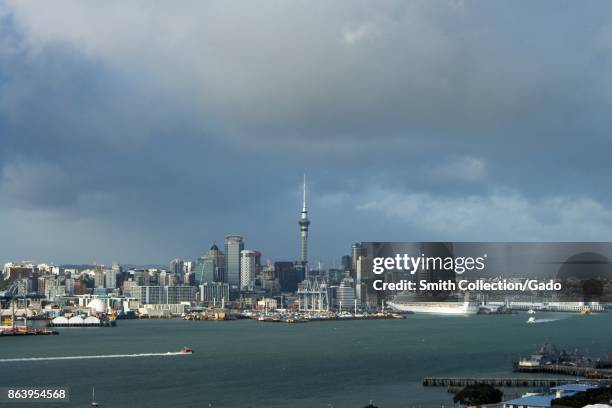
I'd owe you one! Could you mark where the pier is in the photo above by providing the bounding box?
[422,377,612,388]
[515,364,612,379]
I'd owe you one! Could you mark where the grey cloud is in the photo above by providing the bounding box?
[1,1,612,264]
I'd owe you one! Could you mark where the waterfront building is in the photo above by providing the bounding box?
[76,294,138,312]
[225,235,244,293]
[165,286,194,304]
[135,285,194,305]
[137,286,163,304]
[336,277,356,311]
[240,250,257,291]
[199,282,229,305]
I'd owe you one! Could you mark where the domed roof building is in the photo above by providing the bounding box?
[87,299,106,314]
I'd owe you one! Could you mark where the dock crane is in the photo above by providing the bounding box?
[0,279,28,333]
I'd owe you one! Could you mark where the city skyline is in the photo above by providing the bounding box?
[3,2,612,266]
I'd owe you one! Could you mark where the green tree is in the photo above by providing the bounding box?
[453,383,503,406]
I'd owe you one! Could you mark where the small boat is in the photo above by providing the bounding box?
[180,346,194,354]
[527,309,536,315]
[580,309,591,315]
[90,387,99,407]
[527,316,536,324]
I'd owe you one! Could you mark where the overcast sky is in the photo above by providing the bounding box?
[1,1,612,267]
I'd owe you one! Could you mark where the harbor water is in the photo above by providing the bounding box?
[0,312,610,408]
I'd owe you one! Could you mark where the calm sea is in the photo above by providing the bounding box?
[1,312,610,408]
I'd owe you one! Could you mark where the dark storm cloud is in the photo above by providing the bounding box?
[1,0,612,265]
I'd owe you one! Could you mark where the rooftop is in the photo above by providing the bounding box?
[503,394,555,407]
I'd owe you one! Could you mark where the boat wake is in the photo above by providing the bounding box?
[527,317,566,324]
[0,352,190,363]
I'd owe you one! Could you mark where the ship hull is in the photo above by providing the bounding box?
[387,301,479,315]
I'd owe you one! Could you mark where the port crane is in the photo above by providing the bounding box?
[0,279,28,332]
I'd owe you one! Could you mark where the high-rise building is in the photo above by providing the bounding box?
[240,250,257,291]
[183,261,194,274]
[336,277,356,311]
[170,259,184,276]
[225,235,244,292]
[341,255,352,271]
[104,269,117,289]
[298,175,310,267]
[208,244,225,282]
[276,261,305,293]
[195,257,215,285]
[351,243,364,272]
[94,269,105,288]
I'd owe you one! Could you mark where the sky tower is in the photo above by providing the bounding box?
[299,174,310,266]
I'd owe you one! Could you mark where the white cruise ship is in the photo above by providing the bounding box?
[387,300,479,315]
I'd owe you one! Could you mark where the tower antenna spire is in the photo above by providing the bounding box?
[299,174,310,267]
[303,173,307,211]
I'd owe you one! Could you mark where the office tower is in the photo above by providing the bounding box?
[208,244,225,282]
[111,262,122,274]
[183,261,194,274]
[195,257,215,285]
[94,269,105,288]
[225,235,244,291]
[276,261,305,293]
[341,255,352,271]
[351,243,364,272]
[298,174,310,267]
[170,259,184,276]
[104,269,117,289]
[240,250,257,291]
[260,265,280,293]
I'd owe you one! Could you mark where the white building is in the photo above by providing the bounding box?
[336,277,356,311]
[240,250,256,291]
[104,270,117,289]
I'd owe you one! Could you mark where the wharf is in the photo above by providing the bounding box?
[515,364,612,379]
[422,377,612,388]
[0,329,59,336]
